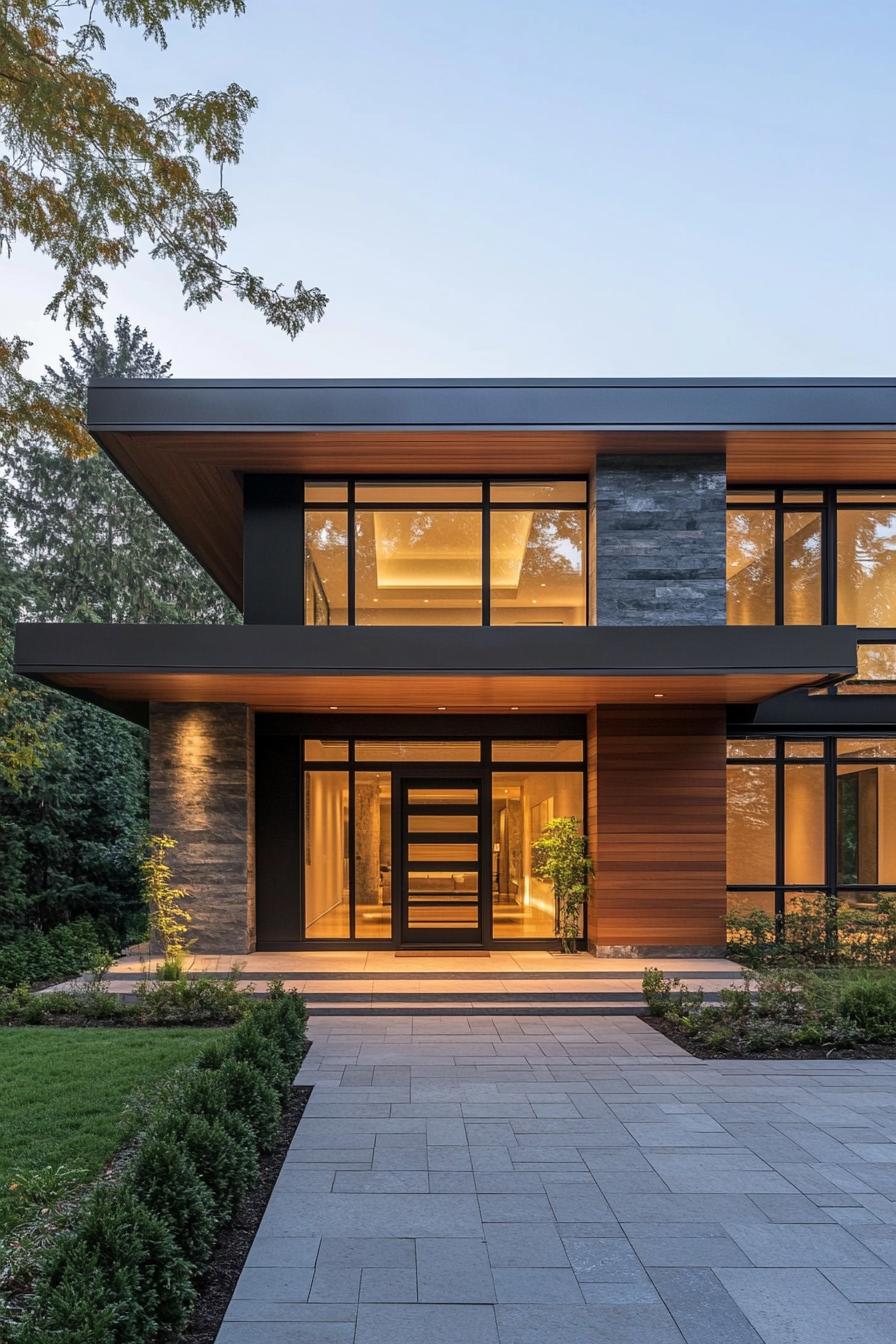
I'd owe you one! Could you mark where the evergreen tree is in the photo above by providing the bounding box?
[0,316,233,942]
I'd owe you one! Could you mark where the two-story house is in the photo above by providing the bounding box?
[15,378,895,957]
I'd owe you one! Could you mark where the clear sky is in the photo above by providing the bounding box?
[7,0,896,378]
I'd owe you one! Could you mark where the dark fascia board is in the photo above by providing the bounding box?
[87,378,896,432]
[14,622,857,679]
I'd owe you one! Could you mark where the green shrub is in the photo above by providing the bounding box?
[134,969,249,1024]
[224,1015,293,1102]
[20,1183,194,1344]
[0,917,113,991]
[837,974,896,1033]
[153,1109,257,1224]
[255,980,308,1070]
[216,1056,281,1152]
[128,1134,216,1267]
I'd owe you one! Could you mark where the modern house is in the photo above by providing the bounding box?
[14,379,896,957]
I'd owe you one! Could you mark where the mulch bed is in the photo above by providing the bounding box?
[180,1082,313,1344]
[645,1015,896,1061]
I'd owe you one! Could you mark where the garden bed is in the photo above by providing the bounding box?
[181,1080,311,1344]
[640,964,896,1060]
[644,1014,896,1060]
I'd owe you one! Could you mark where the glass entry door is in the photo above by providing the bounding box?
[399,778,483,945]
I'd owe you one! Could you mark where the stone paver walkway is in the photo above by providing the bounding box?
[217,1015,896,1344]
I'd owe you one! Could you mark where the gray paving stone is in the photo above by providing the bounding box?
[262,1194,482,1238]
[332,1171,429,1193]
[494,1302,684,1343]
[627,1232,752,1268]
[355,1303,499,1343]
[544,1186,615,1223]
[727,1221,885,1267]
[717,1267,893,1344]
[316,1237,416,1268]
[478,1194,553,1222]
[748,1193,835,1223]
[649,1268,764,1343]
[562,1236,648,1283]
[416,1238,495,1302]
[580,1280,661,1303]
[822,1267,896,1301]
[360,1267,418,1302]
[232,1267,313,1300]
[244,1235,321,1268]
[217,1319,354,1343]
[309,1265,361,1302]
[492,1267,584,1303]
[485,1222,571,1268]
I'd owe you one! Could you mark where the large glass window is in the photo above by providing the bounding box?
[299,732,585,943]
[837,498,896,626]
[302,479,587,626]
[727,736,896,923]
[726,493,821,625]
[491,769,584,939]
[303,770,349,938]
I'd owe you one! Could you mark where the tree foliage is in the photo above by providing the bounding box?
[0,315,231,945]
[0,0,327,455]
[532,815,592,954]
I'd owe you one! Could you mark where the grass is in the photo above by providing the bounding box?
[0,1026,224,1232]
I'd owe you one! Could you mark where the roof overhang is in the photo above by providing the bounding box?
[15,624,857,725]
[87,378,896,609]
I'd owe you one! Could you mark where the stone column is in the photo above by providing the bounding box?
[595,453,726,625]
[149,703,255,954]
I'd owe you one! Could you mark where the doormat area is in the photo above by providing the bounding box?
[394,950,492,958]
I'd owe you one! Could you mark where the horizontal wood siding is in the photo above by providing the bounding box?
[591,706,726,950]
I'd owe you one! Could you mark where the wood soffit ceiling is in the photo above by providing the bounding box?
[98,428,896,608]
[48,669,837,713]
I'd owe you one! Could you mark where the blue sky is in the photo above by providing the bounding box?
[8,0,896,377]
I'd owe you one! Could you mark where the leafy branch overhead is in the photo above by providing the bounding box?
[0,1,328,454]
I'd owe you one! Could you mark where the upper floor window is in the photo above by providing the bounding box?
[726,487,896,629]
[304,479,587,627]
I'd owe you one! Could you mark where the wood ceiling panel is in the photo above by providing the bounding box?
[50,670,831,711]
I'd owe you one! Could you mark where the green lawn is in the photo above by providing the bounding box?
[0,1026,223,1232]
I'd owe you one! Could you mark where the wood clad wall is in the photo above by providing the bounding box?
[588,706,727,952]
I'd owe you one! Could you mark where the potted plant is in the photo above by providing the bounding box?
[532,816,592,953]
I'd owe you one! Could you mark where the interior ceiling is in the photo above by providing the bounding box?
[100,428,896,608]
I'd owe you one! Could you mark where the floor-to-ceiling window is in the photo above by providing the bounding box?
[726,735,896,922]
[726,487,896,692]
[299,730,585,945]
[303,479,587,627]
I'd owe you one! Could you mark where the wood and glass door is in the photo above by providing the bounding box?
[399,778,483,945]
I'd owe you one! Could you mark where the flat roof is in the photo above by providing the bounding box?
[88,377,896,432]
[86,378,896,607]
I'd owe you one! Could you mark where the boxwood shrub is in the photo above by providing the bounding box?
[0,918,114,992]
[12,982,308,1343]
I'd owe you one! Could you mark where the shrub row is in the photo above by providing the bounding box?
[0,968,253,1027]
[0,919,115,992]
[10,983,308,1343]
[643,964,896,1054]
[727,893,896,968]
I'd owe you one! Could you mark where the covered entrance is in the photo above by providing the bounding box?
[255,717,587,950]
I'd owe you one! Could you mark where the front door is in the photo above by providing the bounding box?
[399,777,483,945]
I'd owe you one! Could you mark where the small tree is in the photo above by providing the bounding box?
[142,835,192,977]
[532,816,592,954]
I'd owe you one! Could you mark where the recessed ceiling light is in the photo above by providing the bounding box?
[510,705,520,711]
[653,693,664,699]
[436,706,447,711]
[329,704,338,710]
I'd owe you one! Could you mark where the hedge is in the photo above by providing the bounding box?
[10,983,308,1344]
[0,918,114,992]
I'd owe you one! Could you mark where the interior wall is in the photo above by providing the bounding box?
[590,705,727,953]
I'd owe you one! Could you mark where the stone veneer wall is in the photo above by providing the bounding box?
[595,453,726,625]
[149,703,255,954]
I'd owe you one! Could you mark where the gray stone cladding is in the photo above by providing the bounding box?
[149,702,255,953]
[595,454,726,625]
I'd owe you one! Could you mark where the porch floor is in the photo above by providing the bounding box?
[59,951,746,1015]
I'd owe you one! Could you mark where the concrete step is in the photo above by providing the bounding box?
[304,999,652,1016]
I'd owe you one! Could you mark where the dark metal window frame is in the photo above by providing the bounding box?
[303,474,589,628]
[299,725,587,948]
[726,731,896,925]
[726,485,896,693]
